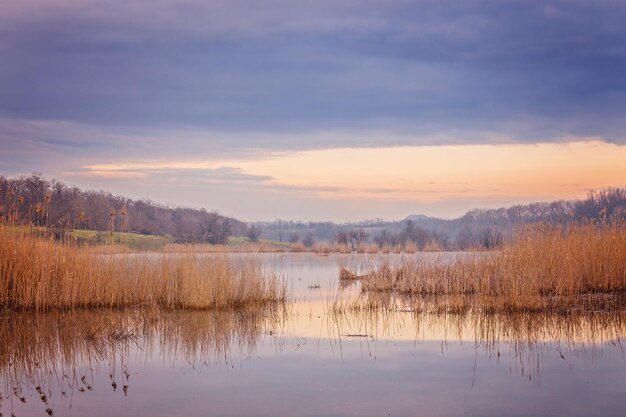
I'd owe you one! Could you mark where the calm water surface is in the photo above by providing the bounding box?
[1,253,625,417]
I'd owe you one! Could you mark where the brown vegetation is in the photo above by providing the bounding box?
[0,173,238,244]
[162,241,287,253]
[340,221,626,312]
[289,242,308,252]
[0,228,286,311]
[313,242,352,254]
[339,267,361,281]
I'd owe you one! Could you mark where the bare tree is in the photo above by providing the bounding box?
[288,232,301,244]
[246,224,262,242]
[335,230,349,245]
[302,232,315,248]
[0,174,240,244]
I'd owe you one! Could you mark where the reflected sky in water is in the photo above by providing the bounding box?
[1,254,625,417]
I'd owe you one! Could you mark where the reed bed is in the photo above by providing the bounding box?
[422,239,443,252]
[312,242,352,254]
[289,242,308,252]
[342,222,626,312]
[165,240,428,255]
[404,241,417,253]
[0,228,286,311]
[313,241,426,254]
[354,242,382,253]
[162,242,288,253]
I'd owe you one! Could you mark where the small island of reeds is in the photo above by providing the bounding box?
[339,220,626,313]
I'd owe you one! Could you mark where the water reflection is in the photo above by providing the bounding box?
[0,307,286,416]
[1,306,624,416]
[1,252,625,417]
[327,309,625,378]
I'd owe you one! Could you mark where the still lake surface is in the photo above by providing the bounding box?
[1,253,625,417]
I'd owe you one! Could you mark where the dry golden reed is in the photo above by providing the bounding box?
[338,266,361,281]
[312,242,352,254]
[165,240,423,255]
[289,242,308,252]
[346,222,626,312]
[162,242,287,253]
[0,228,286,311]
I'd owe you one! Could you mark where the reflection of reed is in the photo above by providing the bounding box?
[0,307,286,412]
[330,304,626,346]
[151,308,285,365]
[328,308,625,380]
[1,306,624,414]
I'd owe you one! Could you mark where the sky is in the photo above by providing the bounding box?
[1,0,626,221]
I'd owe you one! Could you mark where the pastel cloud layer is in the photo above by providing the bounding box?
[71,140,626,221]
[1,1,625,220]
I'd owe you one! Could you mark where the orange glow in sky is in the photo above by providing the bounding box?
[80,140,626,219]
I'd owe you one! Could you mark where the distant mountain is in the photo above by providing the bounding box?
[404,214,436,222]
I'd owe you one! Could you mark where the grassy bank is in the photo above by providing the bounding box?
[0,227,286,311]
[340,221,626,312]
[68,230,447,254]
[71,229,175,251]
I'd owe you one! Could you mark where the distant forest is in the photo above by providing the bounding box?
[258,188,626,249]
[2,173,625,249]
[0,174,244,244]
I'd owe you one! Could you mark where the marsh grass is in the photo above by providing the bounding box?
[312,241,431,254]
[338,267,361,281]
[163,238,290,253]
[312,242,352,254]
[289,242,308,252]
[342,222,626,313]
[0,227,286,311]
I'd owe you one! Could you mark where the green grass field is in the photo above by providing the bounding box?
[70,230,291,252]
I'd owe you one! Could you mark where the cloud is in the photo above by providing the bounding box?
[2,1,626,221]
[1,1,625,141]
[70,166,273,184]
[1,116,540,175]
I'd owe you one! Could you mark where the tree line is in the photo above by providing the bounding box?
[255,189,626,250]
[3,173,624,249]
[0,174,243,244]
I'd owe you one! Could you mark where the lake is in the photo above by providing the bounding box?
[1,253,625,417]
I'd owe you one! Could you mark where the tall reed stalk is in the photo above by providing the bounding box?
[0,227,286,311]
[347,222,626,312]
